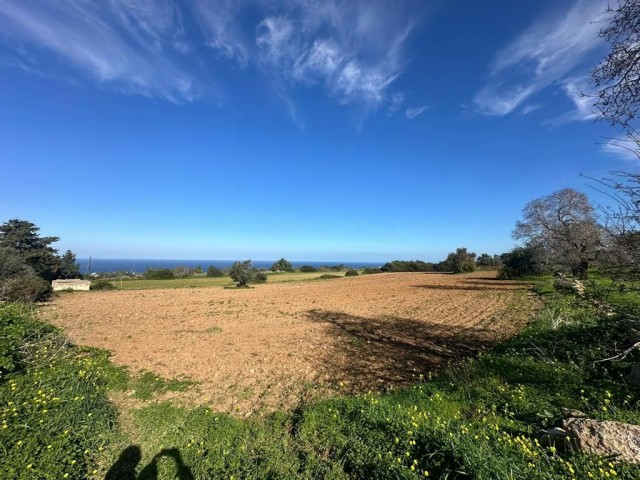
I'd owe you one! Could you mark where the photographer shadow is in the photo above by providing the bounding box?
[105,445,194,480]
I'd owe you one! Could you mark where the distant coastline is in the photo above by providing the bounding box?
[77,258,383,274]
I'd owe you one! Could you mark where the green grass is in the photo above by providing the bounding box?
[4,276,640,479]
[102,271,349,290]
[0,304,124,479]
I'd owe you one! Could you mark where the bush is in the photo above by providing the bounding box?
[143,268,175,280]
[206,265,224,278]
[299,265,317,272]
[498,246,546,279]
[439,248,477,273]
[252,272,268,283]
[381,260,435,272]
[320,264,346,272]
[345,270,359,277]
[90,279,116,291]
[270,258,293,272]
[361,267,383,274]
[0,274,52,302]
[315,274,341,280]
[172,265,192,278]
[229,260,254,287]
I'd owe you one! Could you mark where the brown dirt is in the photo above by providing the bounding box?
[40,272,539,415]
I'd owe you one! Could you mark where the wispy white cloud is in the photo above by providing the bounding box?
[520,104,542,115]
[405,105,428,119]
[387,92,405,116]
[601,136,640,163]
[255,1,417,108]
[0,0,207,102]
[0,0,419,116]
[473,0,606,116]
[545,77,598,126]
[192,0,251,66]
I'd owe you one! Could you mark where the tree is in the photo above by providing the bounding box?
[588,2,640,280]
[513,189,602,279]
[0,219,62,281]
[498,246,546,279]
[443,248,477,273]
[58,250,80,279]
[270,258,293,272]
[229,260,254,287]
[587,172,640,278]
[476,253,503,269]
[0,246,53,302]
[593,0,640,132]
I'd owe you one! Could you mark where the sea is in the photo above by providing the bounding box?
[77,258,383,275]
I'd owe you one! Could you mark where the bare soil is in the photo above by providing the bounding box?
[40,272,538,415]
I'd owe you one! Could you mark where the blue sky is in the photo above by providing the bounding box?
[0,0,635,262]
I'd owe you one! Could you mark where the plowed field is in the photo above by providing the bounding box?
[41,272,538,415]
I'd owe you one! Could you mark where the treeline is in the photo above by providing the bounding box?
[0,219,80,302]
[378,249,502,274]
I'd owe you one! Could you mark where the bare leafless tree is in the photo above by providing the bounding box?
[585,171,640,279]
[514,189,603,279]
[593,0,640,130]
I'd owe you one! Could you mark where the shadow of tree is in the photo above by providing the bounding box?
[305,310,496,391]
[412,278,532,292]
[105,445,194,480]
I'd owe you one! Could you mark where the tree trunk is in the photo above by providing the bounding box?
[572,261,589,280]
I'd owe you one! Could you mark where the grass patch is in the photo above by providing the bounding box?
[203,326,222,334]
[5,276,640,478]
[103,271,349,290]
[128,371,194,401]
[0,303,123,479]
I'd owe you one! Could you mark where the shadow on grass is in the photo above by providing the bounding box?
[105,445,194,480]
[305,310,495,391]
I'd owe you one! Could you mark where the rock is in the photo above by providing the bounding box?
[561,407,588,418]
[562,417,640,464]
[625,362,640,387]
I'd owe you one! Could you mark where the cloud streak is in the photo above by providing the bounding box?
[473,0,606,117]
[0,0,208,102]
[255,1,416,108]
[0,0,419,115]
[601,136,640,164]
[405,105,428,119]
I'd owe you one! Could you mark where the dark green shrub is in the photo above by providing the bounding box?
[0,274,52,302]
[299,265,317,272]
[206,265,224,277]
[320,264,345,272]
[270,258,293,272]
[252,271,268,283]
[361,267,383,274]
[439,248,477,273]
[143,268,175,280]
[345,270,359,277]
[381,260,435,272]
[315,274,340,280]
[229,260,254,287]
[90,279,116,290]
[498,246,546,279]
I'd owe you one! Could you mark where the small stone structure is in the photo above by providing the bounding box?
[51,279,91,291]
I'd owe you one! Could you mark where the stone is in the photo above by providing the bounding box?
[562,417,640,464]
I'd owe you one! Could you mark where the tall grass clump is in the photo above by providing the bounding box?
[0,303,122,479]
